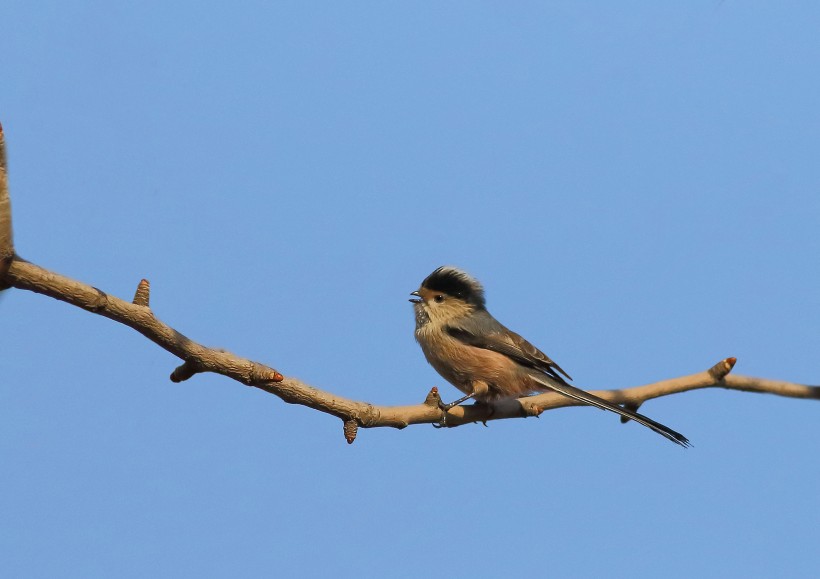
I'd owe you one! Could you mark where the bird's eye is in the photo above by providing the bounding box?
[434,294,445,303]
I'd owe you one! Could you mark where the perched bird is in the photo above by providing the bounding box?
[410,266,690,447]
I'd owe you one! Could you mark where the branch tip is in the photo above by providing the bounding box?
[344,419,358,444]
[424,386,442,407]
[254,367,284,383]
[170,360,202,383]
[132,279,151,306]
[708,357,737,381]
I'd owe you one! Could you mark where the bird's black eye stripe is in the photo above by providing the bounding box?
[434,294,445,303]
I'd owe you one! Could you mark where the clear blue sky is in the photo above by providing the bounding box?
[2,2,819,577]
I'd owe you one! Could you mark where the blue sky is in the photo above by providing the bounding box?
[2,2,820,577]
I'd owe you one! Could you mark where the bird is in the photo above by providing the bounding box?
[410,266,690,447]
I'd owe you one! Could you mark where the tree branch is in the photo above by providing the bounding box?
[1,124,817,445]
[4,256,819,443]
[0,122,14,289]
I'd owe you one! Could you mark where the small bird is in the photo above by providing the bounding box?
[410,266,690,447]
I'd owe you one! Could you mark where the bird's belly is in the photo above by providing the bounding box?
[418,330,524,398]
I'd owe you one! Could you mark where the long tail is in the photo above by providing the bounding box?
[530,374,690,447]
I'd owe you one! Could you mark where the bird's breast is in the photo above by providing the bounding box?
[415,323,522,395]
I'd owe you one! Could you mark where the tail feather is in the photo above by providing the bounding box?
[530,375,690,447]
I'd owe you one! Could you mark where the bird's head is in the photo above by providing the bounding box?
[410,266,485,326]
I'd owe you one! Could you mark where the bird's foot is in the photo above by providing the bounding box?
[434,393,475,428]
[437,392,475,412]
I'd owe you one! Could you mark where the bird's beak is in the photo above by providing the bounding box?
[409,290,421,304]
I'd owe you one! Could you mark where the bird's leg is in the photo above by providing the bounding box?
[438,392,475,412]
[438,381,489,411]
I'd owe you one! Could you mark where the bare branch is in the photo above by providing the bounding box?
[5,258,284,387]
[1,124,816,444]
[4,255,819,444]
[0,122,13,288]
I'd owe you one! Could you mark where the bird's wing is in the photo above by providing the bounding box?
[446,312,690,447]
[445,310,573,383]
